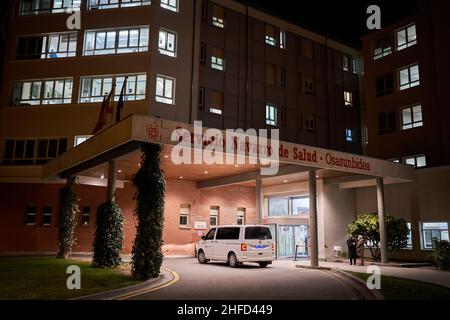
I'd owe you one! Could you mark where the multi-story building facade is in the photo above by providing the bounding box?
[0,0,367,259]
[4,0,447,263]
[359,0,450,260]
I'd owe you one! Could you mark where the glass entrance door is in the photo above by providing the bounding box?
[278,225,308,258]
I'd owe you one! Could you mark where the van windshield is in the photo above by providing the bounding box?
[245,227,272,240]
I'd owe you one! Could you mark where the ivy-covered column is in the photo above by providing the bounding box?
[131,143,166,280]
[57,177,79,259]
[92,160,124,268]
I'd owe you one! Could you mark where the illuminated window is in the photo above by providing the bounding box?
[345,129,354,142]
[80,74,146,103]
[212,4,225,28]
[265,25,276,46]
[401,105,423,130]
[266,104,278,126]
[279,30,286,49]
[20,0,81,15]
[160,0,178,12]
[12,78,73,106]
[396,24,417,51]
[403,155,427,168]
[84,26,149,56]
[180,205,190,227]
[421,222,449,250]
[87,0,151,10]
[74,135,93,147]
[344,91,353,107]
[399,64,420,91]
[211,47,225,71]
[406,223,413,249]
[156,75,175,105]
[210,90,224,115]
[373,37,392,60]
[237,208,245,225]
[210,206,219,226]
[158,28,177,57]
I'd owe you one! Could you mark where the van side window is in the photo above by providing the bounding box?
[205,228,216,240]
[245,227,272,240]
[216,227,240,240]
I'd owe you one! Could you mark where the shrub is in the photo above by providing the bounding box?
[92,201,124,268]
[432,240,450,270]
[348,213,409,260]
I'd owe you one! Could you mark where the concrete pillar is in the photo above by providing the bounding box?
[106,160,117,202]
[309,169,319,267]
[255,178,264,224]
[376,177,388,264]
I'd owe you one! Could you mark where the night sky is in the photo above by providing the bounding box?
[239,0,418,48]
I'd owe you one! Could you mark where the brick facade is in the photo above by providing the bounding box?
[0,180,256,255]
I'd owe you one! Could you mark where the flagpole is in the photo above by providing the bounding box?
[116,76,128,123]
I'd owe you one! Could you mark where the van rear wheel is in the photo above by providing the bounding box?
[258,262,269,268]
[228,252,239,268]
[198,250,208,264]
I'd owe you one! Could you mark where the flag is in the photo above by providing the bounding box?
[92,85,115,135]
[115,76,128,123]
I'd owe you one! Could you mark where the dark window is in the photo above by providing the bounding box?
[245,227,272,240]
[205,228,216,240]
[200,43,206,65]
[216,227,240,240]
[37,140,48,158]
[47,139,58,158]
[280,107,286,128]
[25,140,35,158]
[378,111,396,134]
[25,205,37,225]
[376,74,394,97]
[81,206,90,226]
[58,138,67,156]
[199,87,205,110]
[201,0,207,21]
[17,36,44,60]
[15,140,25,159]
[42,206,52,226]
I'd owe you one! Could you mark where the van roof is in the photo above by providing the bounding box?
[213,225,269,228]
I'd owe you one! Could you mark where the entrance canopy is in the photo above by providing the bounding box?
[42,115,416,188]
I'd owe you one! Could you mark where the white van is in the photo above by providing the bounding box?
[197,225,275,268]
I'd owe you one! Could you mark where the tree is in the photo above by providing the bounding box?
[131,143,166,280]
[92,201,124,268]
[348,213,409,260]
[57,177,79,259]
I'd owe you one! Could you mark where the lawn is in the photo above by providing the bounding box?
[0,257,139,300]
[348,271,450,300]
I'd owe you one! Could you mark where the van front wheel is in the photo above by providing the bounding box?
[198,250,208,264]
[228,252,239,268]
[258,262,269,268]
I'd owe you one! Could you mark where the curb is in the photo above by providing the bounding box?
[72,268,177,300]
[332,268,384,300]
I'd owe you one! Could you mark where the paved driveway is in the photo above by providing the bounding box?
[125,258,365,300]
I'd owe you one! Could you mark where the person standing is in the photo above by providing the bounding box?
[346,237,357,265]
[356,235,365,266]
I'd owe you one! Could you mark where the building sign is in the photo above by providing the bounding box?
[134,116,415,181]
[194,221,207,230]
